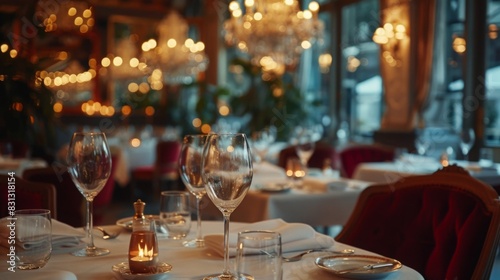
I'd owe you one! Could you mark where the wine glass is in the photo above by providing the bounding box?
[460,128,475,161]
[66,131,112,257]
[202,133,253,280]
[178,134,208,248]
[250,126,277,164]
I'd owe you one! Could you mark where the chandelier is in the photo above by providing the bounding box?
[224,0,323,75]
[141,11,209,85]
[37,0,94,34]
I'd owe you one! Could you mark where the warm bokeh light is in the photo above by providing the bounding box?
[201,124,211,134]
[192,118,202,127]
[218,105,230,116]
[130,138,141,148]
[122,105,132,116]
[53,102,63,113]
[145,106,155,116]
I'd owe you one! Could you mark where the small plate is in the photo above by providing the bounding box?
[259,183,291,193]
[315,255,402,279]
[116,215,160,231]
[112,262,172,280]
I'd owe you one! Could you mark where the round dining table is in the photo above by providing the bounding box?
[0,221,424,280]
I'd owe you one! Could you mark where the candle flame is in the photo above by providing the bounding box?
[138,242,154,259]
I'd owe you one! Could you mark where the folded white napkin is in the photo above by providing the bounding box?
[204,219,334,257]
[0,217,85,255]
[0,269,77,280]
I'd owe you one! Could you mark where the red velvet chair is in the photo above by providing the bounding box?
[336,165,500,280]
[338,143,395,178]
[277,142,337,170]
[130,140,182,197]
[0,174,57,219]
[22,166,85,227]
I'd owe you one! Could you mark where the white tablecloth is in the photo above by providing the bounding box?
[0,221,424,279]
[201,162,372,227]
[353,159,500,186]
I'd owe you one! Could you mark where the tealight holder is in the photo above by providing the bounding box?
[286,157,306,188]
[128,227,159,274]
[128,200,159,274]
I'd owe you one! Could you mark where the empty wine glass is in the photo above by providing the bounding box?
[202,133,253,280]
[178,134,208,248]
[460,128,475,161]
[250,126,277,163]
[67,131,112,257]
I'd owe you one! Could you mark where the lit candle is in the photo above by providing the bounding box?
[128,231,159,274]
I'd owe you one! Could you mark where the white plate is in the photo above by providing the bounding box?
[116,215,160,231]
[259,183,291,193]
[112,262,172,280]
[315,255,402,279]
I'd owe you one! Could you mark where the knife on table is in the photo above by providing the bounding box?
[336,262,395,274]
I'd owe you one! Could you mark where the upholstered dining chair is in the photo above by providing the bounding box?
[337,143,395,178]
[22,166,85,227]
[335,165,500,280]
[130,139,182,197]
[277,141,337,170]
[0,174,57,219]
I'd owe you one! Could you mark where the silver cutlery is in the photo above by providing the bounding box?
[95,227,120,240]
[282,248,355,262]
[336,262,394,274]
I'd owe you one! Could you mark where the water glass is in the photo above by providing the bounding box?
[159,191,191,239]
[236,231,282,280]
[14,209,52,270]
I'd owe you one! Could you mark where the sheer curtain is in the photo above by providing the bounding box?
[413,0,437,127]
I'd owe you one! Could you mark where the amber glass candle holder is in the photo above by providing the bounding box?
[128,230,159,274]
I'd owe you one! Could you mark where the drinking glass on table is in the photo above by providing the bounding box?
[460,128,475,161]
[178,134,208,247]
[236,231,282,280]
[202,133,253,280]
[14,209,52,269]
[67,131,112,257]
[160,191,191,239]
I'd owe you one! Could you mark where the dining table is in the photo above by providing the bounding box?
[200,162,372,228]
[352,154,500,186]
[0,220,424,280]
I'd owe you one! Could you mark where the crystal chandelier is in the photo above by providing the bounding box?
[224,0,323,75]
[141,11,209,85]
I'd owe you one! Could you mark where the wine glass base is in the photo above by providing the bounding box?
[203,273,238,280]
[182,238,205,248]
[71,246,110,257]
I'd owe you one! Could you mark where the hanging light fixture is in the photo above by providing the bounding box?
[141,11,209,85]
[224,0,324,76]
[372,22,407,67]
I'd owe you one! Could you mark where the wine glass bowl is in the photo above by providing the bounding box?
[250,126,277,163]
[66,131,112,257]
[460,128,475,161]
[178,134,208,248]
[202,133,253,280]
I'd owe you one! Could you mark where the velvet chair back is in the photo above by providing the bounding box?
[338,144,395,178]
[336,165,500,280]
[22,167,84,227]
[1,174,57,219]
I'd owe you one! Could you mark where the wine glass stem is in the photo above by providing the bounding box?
[85,199,95,249]
[222,212,231,276]
[196,197,202,241]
